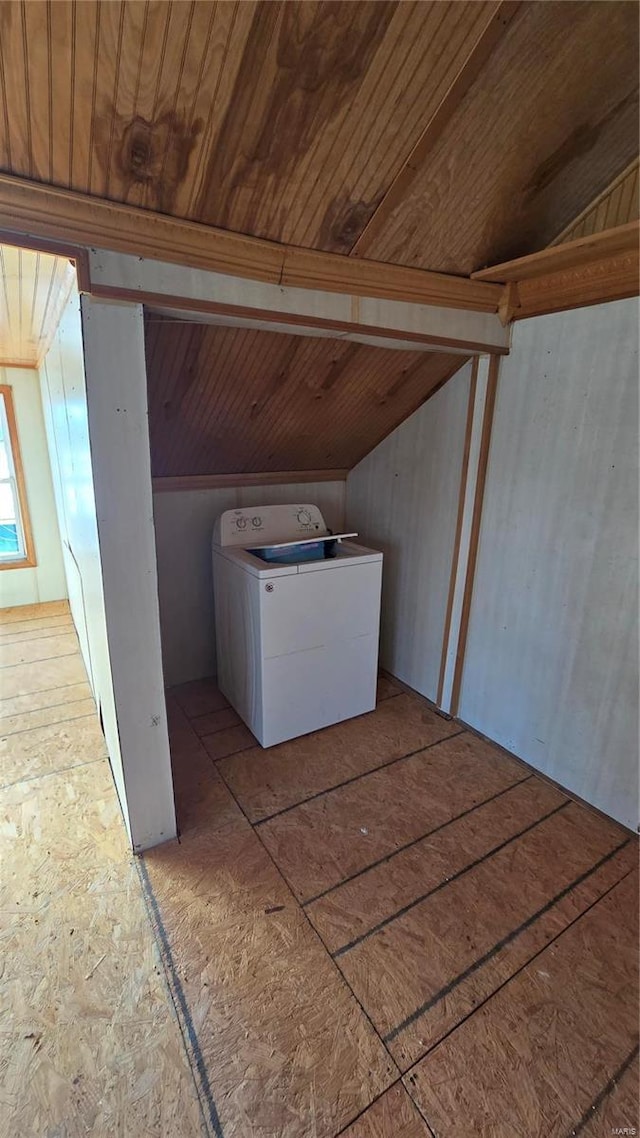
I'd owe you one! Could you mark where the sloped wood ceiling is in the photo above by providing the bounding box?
[0,1,637,275]
[145,315,466,477]
[0,245,75,368]
[552,160,639,246]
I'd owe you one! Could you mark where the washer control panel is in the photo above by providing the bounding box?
[213,504,328,547]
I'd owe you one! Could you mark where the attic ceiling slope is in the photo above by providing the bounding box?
[144,315,466,478]
[0,1,636,276]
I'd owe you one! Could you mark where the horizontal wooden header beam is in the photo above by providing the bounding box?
[0,174,500,314]
[152,471,349,493]
[89,249,510,355]
[472,221,640,283]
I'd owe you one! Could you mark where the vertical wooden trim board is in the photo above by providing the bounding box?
[436,360,478,706]
[437,356,500,715]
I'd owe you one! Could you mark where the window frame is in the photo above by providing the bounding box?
[0,384,36,570]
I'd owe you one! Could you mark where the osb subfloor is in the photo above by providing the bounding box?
[1,602,638,1137]
[0,601,206,1137]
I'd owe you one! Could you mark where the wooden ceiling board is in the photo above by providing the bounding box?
[0,0,503,248]
[0,1,637,279]
[192,0,505,249]
[144,315,466,477]
[360,1,640,274]
[0,244,74,367]
[552,159,639,245]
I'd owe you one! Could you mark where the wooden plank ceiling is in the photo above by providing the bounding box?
[145,314,465,477]
[0,245,75,368]
[0,1,637,276]
[552,159,639,246]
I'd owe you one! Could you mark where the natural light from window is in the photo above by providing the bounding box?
[0,390,27,563]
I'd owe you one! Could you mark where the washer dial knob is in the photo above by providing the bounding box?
[296,508,311,525]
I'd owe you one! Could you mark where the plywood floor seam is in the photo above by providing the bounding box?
[383,838,633,1046]
[402,862,638,1081]
[166,671,638,1137]
[331,797,573,958]
[253,729,468,829]
[3,608,636,1138]
[212,727,405,1057]
[302,771,537,909]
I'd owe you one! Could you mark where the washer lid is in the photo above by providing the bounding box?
[214,540,382,579]
[213,503,329,547]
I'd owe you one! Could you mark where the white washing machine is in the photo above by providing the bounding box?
[212,504,382,748]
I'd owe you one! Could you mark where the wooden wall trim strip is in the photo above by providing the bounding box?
[514,249,639,320]
[351,1,523,258]
[449,356,500,716]
[0,228,91,292]
[436,358,479,707]
[152,471,349,493]
[437,357,496,713]
[471,221,640,283]
[0,174,501,313]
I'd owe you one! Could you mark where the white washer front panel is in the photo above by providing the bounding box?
[259,561,382,659]
[261,635,378,748]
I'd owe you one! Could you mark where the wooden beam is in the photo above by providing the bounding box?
[152,471,349,493]
[472,221,640,283]
[498,281,520,325]
[0,174,501,314]
[350,1,523,258]
[514,248,639,320]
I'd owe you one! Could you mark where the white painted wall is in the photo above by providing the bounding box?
[0,367,66,608]
[346,362,471,702]
[458,299,639,830]
[153,480,346,685]
[40,287,176,850]
[41,286,125,816]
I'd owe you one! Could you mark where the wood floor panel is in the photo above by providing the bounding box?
[0,714,107,787]
[0,616,74,642]
[191,706,242,737]
[171,677,230,719]
[218,694,460,823]
[0,631,79,668]
[144,725,398,1138]
[258,732,525,902]
[340,1083,430,1137]
[0,600,70,624]
[306,776,567,954]
[335,803,634,1068]
[167,697,250,840]
[575,1048,639,1137]
[1,655,88,699]
[404,872,639,1138]
[0,760,205,1138]
[0,697,96,739]
[0,681,92,721]
[201,722,256,761]
[376,675,403,702]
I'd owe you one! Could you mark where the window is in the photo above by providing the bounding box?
[0,386,35,568]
